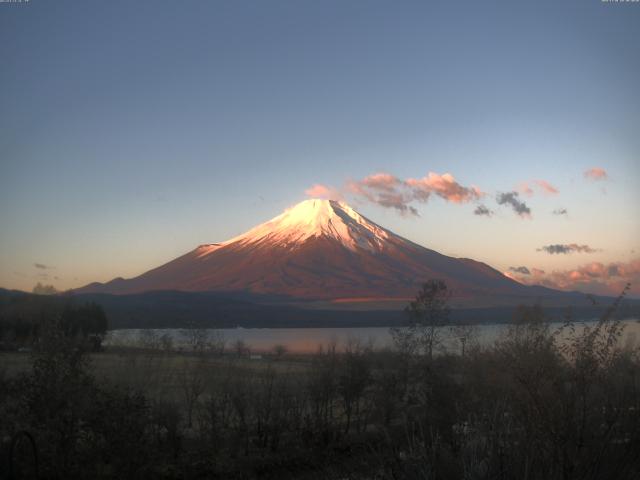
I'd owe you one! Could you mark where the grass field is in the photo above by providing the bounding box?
[2,348,312,404]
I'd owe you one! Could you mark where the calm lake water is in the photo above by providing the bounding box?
[105,319,640,354]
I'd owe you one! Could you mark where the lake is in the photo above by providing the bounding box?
[105,318,640,354]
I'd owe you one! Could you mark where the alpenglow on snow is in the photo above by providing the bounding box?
[75,199,552,301]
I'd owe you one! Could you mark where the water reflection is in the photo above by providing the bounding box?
[105,319,640,354]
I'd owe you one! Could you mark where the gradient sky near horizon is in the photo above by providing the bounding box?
[1,0,639,297]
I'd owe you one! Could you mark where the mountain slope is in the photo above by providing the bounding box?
[75,199,553,301]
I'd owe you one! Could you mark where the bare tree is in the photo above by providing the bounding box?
[272,344,287,359]
[449,322,479,357]
[233,339,249,357]
[338,338,372,434]
[178,360,205,429]
[182,322,210,355]
[159,332,174,353]
[391,280,451,360]
[139,329,160,351]
[306,341,339,445]
[209,330,226,356]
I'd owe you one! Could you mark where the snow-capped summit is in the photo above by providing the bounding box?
[213,199,392,253]
[76,198,538,301]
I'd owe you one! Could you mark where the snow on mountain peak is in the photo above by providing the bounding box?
[222,198,393,252]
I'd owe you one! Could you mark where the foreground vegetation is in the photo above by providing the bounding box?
[1,286,639,479]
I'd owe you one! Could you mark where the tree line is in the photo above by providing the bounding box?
[0,292,108,351]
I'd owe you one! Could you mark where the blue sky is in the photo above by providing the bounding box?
[1,0,639,295]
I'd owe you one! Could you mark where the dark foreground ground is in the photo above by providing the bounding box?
[2,305,640,480]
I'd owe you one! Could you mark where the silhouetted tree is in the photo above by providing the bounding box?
[32,283,58,295]
[392,279,451,360]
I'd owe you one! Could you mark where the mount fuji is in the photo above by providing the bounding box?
[75,199,565,306]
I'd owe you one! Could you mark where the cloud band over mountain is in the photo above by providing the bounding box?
[347,171,483,215]
[306,171,484,216]
[505,259,640,296]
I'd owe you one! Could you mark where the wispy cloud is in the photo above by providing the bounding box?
[347,174,418,216]
[509,266,531,275]
[405,172,484,204]
[584,167,608,181]
[517,182,534,197]
[305,171,566,221]
[537,243,600,255]
[305,183,343,201]
[534,179,559,195]
[518,179,559,196]
[345,171,483,216]
[552,208,568,216]
[358,172,401,192]
[34,262,53,270]
[474,204,493,217]
[496,191,531,218]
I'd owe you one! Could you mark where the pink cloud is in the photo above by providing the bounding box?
[359,172,402,191]
[406,172,484,204]
[517,182,534,197]
[534,179,559,195]
[304,184,343,201]
[584,167,608,181]
[346,174,417,216]
[517,179,558,196]
[503,270,520,282]
[346,170,484,215]
[507,259,640,297]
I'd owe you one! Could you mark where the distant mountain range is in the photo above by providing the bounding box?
[74,199,582,307]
